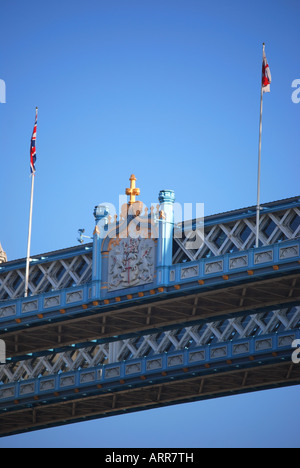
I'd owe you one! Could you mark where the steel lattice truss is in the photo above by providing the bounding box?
[0,250,93,301]
[0,200,299,301]
[1,360,299,437]
[1,306,299,385]
[173,204,300,263]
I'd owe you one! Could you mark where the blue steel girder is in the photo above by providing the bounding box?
[0,329,299,437]
[1,328,299,407]
[172,196,300,263]
[1,305,298,381]
[0,238,299,358]
[0,195,299,302]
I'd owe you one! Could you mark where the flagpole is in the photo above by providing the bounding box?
[24,106,38,298]
[255,43,265,248]
[24,172,35,297]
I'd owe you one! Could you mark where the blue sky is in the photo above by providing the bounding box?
[0,0,299,448]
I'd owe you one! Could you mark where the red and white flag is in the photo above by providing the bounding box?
[30,107,38,173]
[262,47,271,93]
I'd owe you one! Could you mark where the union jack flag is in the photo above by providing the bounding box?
[30,107,38,173]
[262,46,271,93]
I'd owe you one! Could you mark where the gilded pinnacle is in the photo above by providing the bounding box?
[125,174,140,205]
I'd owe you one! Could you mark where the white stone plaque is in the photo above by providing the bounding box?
[108,237,155,291]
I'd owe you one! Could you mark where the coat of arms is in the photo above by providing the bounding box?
[108,237,155,291]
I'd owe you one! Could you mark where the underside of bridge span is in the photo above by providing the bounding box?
[0,359,299,437]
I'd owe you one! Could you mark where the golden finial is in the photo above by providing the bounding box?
[125,174,140,205]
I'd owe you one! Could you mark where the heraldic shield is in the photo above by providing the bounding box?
[98,182,159,296]
[108,237,155,291]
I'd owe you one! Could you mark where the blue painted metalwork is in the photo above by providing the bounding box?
[0,328,298,409]
[0,193,299,436]
[0,238,298,330]
[0,195,298,304]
